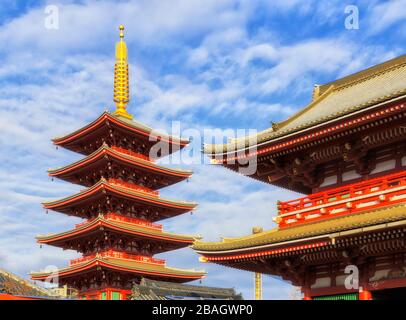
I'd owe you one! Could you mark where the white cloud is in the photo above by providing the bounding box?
[240,43,279,66]
[368,0,406,34]
[187,47,210,67]
[0,0,403,299]
[0,0,252,54]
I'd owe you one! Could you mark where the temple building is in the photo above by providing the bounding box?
[193,54,406,300]
[30,25,205,300]
[0,269,51,300]
[130,278,243,300]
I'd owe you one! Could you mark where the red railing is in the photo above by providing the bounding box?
[69,250,165,266]
[111,146,152,162]
[74,213,163,230]
[108,178,159,197]
[276,170,406,228]
[104,213,162,230]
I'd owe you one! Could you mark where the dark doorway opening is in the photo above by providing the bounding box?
[372,287,406,300]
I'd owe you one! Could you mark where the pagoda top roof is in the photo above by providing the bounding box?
[30,256,205,283]
[36,215,200,245]
[193,203,406,254]
[204,54,406,155]
[52,111,189,151]
[42,179,197,212]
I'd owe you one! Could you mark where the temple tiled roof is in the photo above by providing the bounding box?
[43,179,197,210]
[204,54,406,154]
[131,278,243,300]
[36,215,200,244]
[31,257,205,282]
[53,111,189,146]
[0,269,50,297]
[193,203,406,252]
[48,144,192,179]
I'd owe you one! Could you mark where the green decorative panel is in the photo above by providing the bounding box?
[101,292,107,300]
[112,291,121,300]
[314,293,359,300]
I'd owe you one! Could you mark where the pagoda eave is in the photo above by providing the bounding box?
[47,145,192,188]
[42,180,197,219]
[31,258,205,283]
[52,112,190,157]
[36,217,197,251]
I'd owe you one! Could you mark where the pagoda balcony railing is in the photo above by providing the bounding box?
[74,213,163,230]
[108,178,159,197]
[275,170,406,228]
[69,249,166,266]
[104,213,163,230]
[111,146,153,162]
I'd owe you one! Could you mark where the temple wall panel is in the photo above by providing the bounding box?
[319,175,337,187]
[342,170,362,182]
[310,277,331,289]
[335,275,347,287]
[370,159,396,175]
[369,269,390,282]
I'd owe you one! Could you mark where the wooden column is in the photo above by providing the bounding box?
[359,287,372,300]
[303,292,312,300]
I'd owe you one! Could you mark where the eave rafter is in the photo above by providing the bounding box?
[42,179,197,220]
[36,216,197,251]
[48,144,192,189]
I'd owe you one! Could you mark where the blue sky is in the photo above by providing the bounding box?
[0,0,405,299]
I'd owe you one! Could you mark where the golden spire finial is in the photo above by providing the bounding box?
[119,24,124,39]
[112,24,133,120]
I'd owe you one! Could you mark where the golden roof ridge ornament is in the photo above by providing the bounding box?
[112,25,133,120]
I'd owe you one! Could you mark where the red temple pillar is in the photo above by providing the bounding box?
[303,288,312,300]
[359,287,372,300]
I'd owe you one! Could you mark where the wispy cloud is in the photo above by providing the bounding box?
[0,0,404,299]
[367,0,406,34]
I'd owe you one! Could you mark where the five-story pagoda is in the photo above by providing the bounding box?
[31,26,205,300]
